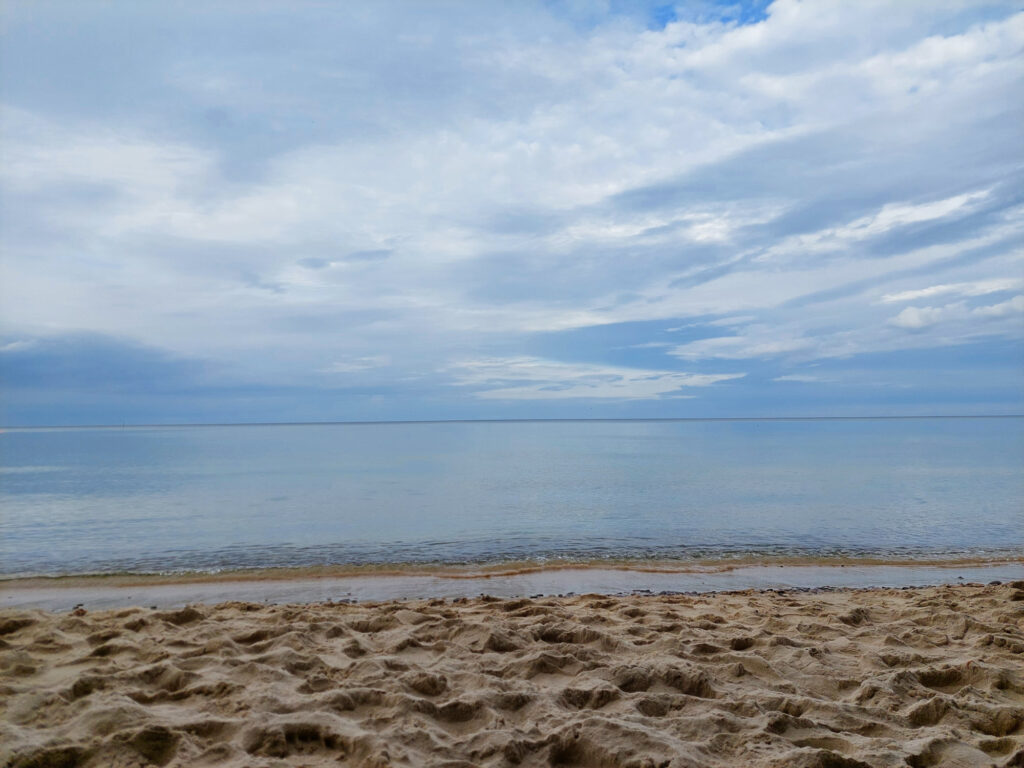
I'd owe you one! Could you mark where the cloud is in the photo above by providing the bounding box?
[323,356,390,373]
[889,295,1024,329]
[889,304,963,330]
[0,333,211,391]
[671,331,817,361]
[773,374,827,383]
[345,249,392,262]
[0,339,36,353]
[882,278,1024,303]
[973,294,1024,318]
[449,358,744,400]
[1,1,1023,420]
[748,190,994,266]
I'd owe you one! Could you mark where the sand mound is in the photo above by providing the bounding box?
[2,582,1022,767]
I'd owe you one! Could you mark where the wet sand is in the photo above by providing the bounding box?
[2,582,1023,767]
[2,561,1022,611]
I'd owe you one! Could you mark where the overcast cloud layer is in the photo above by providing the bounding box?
[1,0,1022,424]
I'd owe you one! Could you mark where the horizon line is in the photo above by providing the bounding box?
[3,414,1023,430]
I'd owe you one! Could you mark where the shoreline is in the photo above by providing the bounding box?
[2,553,1020,588]
[3,560,1022,612]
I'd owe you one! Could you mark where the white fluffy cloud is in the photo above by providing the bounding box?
[890,304,965,330]
[890,295,1024,329]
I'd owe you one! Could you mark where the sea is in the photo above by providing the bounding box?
[1,417,1022,579]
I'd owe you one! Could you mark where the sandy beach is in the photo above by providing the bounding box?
[2,582,1022,767]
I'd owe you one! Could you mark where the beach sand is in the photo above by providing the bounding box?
[2,582,1022,767]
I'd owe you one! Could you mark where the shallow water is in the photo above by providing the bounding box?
[1,418,1021,576]
[4,563,1023,611]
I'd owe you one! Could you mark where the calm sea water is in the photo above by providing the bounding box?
[1,418,1021,577]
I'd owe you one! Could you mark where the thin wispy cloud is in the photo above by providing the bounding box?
[773,374,829,384]
[1,0,1022,423]
[450,358,745,400]
[881,278,1024,304]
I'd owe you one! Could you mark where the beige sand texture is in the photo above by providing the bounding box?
[1,582,1023,768]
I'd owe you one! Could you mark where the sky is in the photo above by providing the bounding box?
[1,0,1022,425]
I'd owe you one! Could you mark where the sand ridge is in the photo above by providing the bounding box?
[1,582,1023,767]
